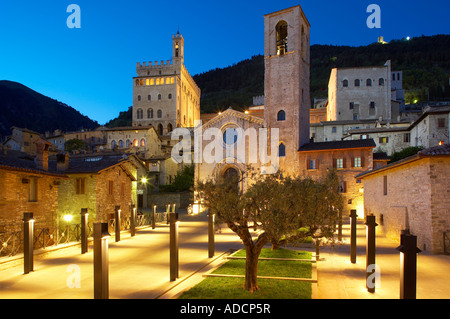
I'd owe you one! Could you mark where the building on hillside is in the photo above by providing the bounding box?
[0,142,67,234]
[105,126,162,159]
[3,127,43,155]
[357,143,450,254]
[409,105,450,148]
[327,61,403,123]
[133,31,201,135]
[298,139,376,216]
[63,126,108,152]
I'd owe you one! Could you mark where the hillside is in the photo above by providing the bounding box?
[103,34,450,124]
[0,80,99,139]
[193,34,450,113]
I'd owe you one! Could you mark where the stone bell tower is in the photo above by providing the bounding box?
[264,5,311,176]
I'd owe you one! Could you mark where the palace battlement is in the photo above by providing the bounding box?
[137,60,174,69]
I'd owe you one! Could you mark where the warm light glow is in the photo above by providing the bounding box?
[64,215,73,222]
[244,110,249,114]
[218,112,222,115]
[141,177,148,184]
[439,141,445,146]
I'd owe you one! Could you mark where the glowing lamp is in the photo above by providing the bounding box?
[64,215,73,222]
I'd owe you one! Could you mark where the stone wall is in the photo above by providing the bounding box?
[147,191,192,210]
[0,169,62,232]
[362,157,450,253]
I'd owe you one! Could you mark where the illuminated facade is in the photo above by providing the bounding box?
[132,32,201,136]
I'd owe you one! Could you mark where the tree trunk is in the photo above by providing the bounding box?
[244,247,260,293]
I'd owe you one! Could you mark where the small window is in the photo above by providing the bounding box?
[137,109,143,119]
[133,139,138,147]
[379,137,389,144]
[148,108,153,119]
[343,79,348,87]
[138,95,141,101]
[308,159,317,170]
[354,157,362,168]
[120,183,125,196]
[332,127,337,133]
[118,140,124,148]
[370,101,375,109]
[140,138,146,147]
[438,118,445,128]
[354,79,360,87]
[366,79,372,86]
[158,94,162,100]
[108,181,114,195]
[277,110,286,121]
[168,93,172,99]
[157,110,162,118]
[379,78,385,86]
[29,178,38,202]
[383,176,388,196]
[336,158,344,169]
[76,178,86,195]
[148,95,151,101]
[403,133,410,143]
[349,102,354,110]
[338,181,347,193]
[278,143,286,157]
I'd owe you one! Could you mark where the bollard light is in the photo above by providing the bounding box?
[365,214,378,293]
[396,232,421,299]
[152,205,157,229]
[114,206,121,242]
[93,223,110,299]
[208,212,215,258]
[350,210,358,264]
[130,204,136,237]
[170,212,179,282]
[23,213,35,274]
[80,209,89,254]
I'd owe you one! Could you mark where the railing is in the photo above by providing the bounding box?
[0,212,169,259]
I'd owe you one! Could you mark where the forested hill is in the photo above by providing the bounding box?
[193,34,450,114]
[0,80,99,138]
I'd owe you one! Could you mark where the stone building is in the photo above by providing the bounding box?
[105,125,162,159]
[63,126,107,152]
[298,139,376,217]
[53,153,136,224]
[0,142,67,233]
[409,105,450,148]
[357,143,450,254]
[3,127,43,155]
[133,32,201,135]
[327,61,402,122]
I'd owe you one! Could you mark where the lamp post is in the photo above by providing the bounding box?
[170,212,179,282]
[350,210,358,264]
[23,213,34,274]
[396,232,421,299]
[114,206,121,242]
[208,212,215,258]
[365,214,378,293]
[130,204,136,237]
[80,208,89,254]
[93,223,110,299]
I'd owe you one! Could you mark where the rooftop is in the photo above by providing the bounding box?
[298,139,376,152]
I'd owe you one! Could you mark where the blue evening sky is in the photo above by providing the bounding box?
[0,0,449,125]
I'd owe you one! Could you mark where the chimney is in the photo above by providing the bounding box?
[57,153,70,171]
[35,139,50,171]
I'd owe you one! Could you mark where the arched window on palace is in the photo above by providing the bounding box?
[277,110,286,121]
[167,123,173,133]
[157,110,162,118]
[148,108,153,119]
[276,20,288,55]
[278,143,286,157]
[133,139,138,147]
[118,140,124,148]
[366,79,372,86]
[379,78,385,86]
[343,79,349,87]
[126,139,131,148]
[137,109,143,119]
[140,139,146,147]
[354,79,360,87]
[157,124,163,136]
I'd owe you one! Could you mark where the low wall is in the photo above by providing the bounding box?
[147,191,193,210]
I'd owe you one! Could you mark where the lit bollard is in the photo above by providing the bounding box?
[93,223,110,299]
[23,213,35,274]
[350,210,358,264]
[152,205,156,229]
[130,204,136,237]
[396,232,421,299]
[170,212,179,282]
[208,212,215,258]
[365,214,378,293]
[81,208,89,254]
[114,206,121,242]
